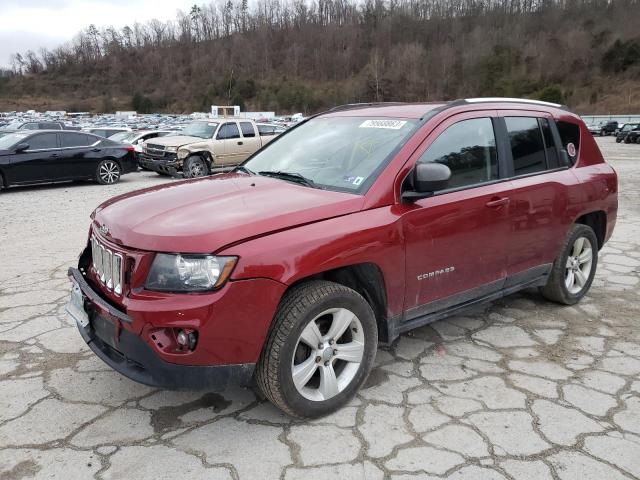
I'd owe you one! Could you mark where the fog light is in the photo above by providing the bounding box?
[176,329,198,350]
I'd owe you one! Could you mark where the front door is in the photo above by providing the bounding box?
[10,132,62,183]
[400,113,513,321]
[216,122,244,165]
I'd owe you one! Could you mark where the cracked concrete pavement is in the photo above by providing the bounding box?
[1,137,639,479]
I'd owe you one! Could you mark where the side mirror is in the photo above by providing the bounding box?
[14,143,29,152]
[403,162,451,202]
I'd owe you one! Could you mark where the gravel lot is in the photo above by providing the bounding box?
[1,137,639,479]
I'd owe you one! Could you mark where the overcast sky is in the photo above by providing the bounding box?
[0,0,196,67]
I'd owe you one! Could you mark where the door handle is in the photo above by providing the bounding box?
[237,141,243,145]
[486,197,510,208]
[92,148,101,152]
[49,153,59,158]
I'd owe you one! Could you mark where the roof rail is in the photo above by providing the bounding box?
[458,97,566,109]
[327,102,408,113]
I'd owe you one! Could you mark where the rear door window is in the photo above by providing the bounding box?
[505,117,547,175]
[539,118,560,168]
[240,122,256,137]
[27,133,58,150]
[61,132,91,148]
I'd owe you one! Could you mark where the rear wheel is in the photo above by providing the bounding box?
[96,159,121,185]
[256,280,377,418]
[183,155,209,178]
[540,224,598,305]
[600,129,606,136]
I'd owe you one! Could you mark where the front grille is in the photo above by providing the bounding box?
[91,235,124,295]
[145,144,166,158]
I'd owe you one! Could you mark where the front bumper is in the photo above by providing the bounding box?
[138,153,181,177]
[67,267,255,390]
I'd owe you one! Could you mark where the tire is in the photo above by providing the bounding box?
[600,129,606,136]
[0,172,4,191]
[540,224,598,305]
[625,136,632,144]
[95,159,121,185]
[183,155,209,178]
[256,280,378,418]
[616,137,622,143]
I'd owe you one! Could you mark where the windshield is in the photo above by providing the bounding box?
[0,132,29,150]
[623,124,638,132]
[244,116,417,193]
[182,122,219,139]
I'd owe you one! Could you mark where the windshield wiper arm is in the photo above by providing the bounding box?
[233,165,255,175]
[258,170,316,188]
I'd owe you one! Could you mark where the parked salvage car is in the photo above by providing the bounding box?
[138,119,280,177]
[624,127,640,143]
[2,120,65,130]
[0,130,137,189]
[67,98,617,417]
[587,120,617,136]
[616,123,640,143]
[110,130,174,153]
[84,127,132,138]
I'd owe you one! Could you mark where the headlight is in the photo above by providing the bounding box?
[145,254,237,292]
[165,146,178,153]
[177,149,189,159]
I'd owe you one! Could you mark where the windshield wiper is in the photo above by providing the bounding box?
[258,170,316,188]
[233,165,255,175]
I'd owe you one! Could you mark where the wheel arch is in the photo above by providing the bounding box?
[186,150,214,167]
[575,210,606,249]
[287,263,391,343]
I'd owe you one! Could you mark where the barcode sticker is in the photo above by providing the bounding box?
[359,120,407,130]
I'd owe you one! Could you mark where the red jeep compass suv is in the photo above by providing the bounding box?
[67,98,617,417]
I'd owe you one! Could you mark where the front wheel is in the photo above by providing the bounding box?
[183,155,209,178]
[96,159,121,185]
[540,224,598,305]
[256,281,377,418]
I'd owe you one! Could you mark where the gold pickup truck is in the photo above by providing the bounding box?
[139,120,283,177]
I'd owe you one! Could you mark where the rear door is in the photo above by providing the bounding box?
[59,131,98,178]
[238,121,262,158]
[10,132,62,183]
[400,111,514,321]
[498,111,575,284]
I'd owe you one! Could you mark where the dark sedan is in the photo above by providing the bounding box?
[0,130,137,190]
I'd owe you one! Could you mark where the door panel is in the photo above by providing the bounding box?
[216,122,243,165]
[399,112,512,319]
[498,110,573,278]
[10,133,61,183]
[238,122,261,159]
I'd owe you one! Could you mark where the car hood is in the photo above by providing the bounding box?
[145,135,204,147]
[93,173,364,253]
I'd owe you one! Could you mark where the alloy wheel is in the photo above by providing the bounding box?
[99,161,120,184]
[565,236,593,294]
[291,307,365,401]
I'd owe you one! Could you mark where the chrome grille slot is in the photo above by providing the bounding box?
[90,234,124,296]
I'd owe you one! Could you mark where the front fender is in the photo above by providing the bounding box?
[217,207,407,318]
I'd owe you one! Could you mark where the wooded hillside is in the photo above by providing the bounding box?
[1,0,639,114]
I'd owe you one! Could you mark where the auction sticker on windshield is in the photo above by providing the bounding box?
[359,120,407,129]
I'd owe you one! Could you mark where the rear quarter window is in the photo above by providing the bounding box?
[556,121,580,163]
